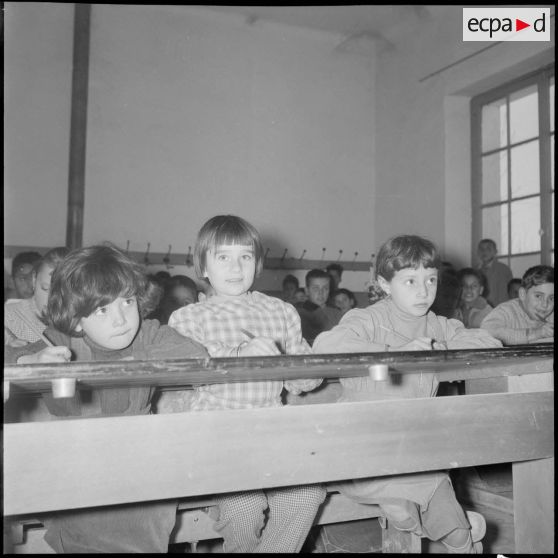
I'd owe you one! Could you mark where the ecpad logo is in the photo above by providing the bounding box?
[463,8,550,41]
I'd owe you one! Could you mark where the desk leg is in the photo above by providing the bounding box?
[508,372,554,554]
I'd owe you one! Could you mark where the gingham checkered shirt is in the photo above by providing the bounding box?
[4,297,46,343]
[168,291,321,410]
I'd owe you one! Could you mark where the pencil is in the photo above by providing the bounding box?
[240,328,256,339]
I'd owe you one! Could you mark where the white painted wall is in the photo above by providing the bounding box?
[3,4,554,292]
[82,5,376,266]
[3,2,74,247]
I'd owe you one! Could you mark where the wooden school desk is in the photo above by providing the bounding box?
[4,344,553,553]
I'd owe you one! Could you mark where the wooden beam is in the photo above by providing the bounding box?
[65,4,91,250]
[4,391,553,516]
[4,345,553,395]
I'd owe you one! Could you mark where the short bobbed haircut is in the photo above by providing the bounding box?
[375,235,441,282]
[521,265,554,291]
[46,243,158,336]
[194,215,264,278]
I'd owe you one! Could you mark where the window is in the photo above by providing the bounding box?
[471,65,554,277]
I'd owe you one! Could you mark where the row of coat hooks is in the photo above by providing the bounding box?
[124,241,374,272]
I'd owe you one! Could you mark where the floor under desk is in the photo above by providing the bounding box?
[169,464,515,554]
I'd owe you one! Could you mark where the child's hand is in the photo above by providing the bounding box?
[237,337,281,357]
[17,346,72,364]
[397,337,436,351]
[531,322,554,341]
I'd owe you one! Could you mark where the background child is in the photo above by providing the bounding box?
[476,239,513,307]
[454,267,492,328]
[5,247,69,343]
[314,234,502,553]
[507,277,522,300]
[6,243,208,553]
[481,265,554,345]
[150,274,198,324]
[333,287,357,316]
[295,268,342,345]
[168,215,326,553]
[281,273,300,304]
[6,250,42,300]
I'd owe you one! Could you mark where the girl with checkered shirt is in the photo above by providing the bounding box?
[169,215,326,552]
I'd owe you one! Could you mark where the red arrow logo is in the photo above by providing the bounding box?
[516,19,530,31]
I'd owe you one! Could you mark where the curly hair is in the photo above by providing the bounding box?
[375,235,441,282]
[46,243,158,335]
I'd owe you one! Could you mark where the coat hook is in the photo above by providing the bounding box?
[163,245,174,269]
[125,240,130,254]
[299,249,307,260]
[321,247,326,261]
[352,251,359,262]
[337,249,343,261]
[144,243,151,266]
[185,246,193,267]
[280,249,289,262]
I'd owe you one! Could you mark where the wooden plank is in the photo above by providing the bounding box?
[4,346,553,395]
[513,458,554,553]
[509,370,554,553]
[4,391,552,516]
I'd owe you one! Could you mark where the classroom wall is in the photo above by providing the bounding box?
[80,5,377,265]
[3,4,554,292]
[4,2,74,247]
[372,5,554,268]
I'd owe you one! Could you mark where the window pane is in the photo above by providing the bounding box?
[509,254,541,278]
[510,197,540,254]
[510,140,540,198]
[482,205,508,255]
[550,76,554,133]
[481,98,507,152]
[509,85,538,144]
[482,151,507,204]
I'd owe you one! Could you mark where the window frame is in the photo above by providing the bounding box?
[470,64,554,271]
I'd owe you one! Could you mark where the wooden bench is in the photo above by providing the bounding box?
[8,491,404,554]
[3,345,554,553]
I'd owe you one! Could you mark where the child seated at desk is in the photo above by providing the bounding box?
[168,214,326,553]
[454,267,492,328]
[313,234,502,553]
[5,247,69,343]
[5,243,208,553]
[481,265,554,345]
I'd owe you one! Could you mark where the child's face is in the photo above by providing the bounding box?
[32,264,55,314]
[519,283,554,322]
[294,289,307,303]
[306,277,330,308]
[334,292,353,315]
[478,242,496,265]
[327,270,341,289]
[282,283,298,300]
[172,285,197,307]
[13,263,35,299]
[204,244,256,298]
[76,296,140,350]
[460,275,483,305]
[379,265,438,317]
